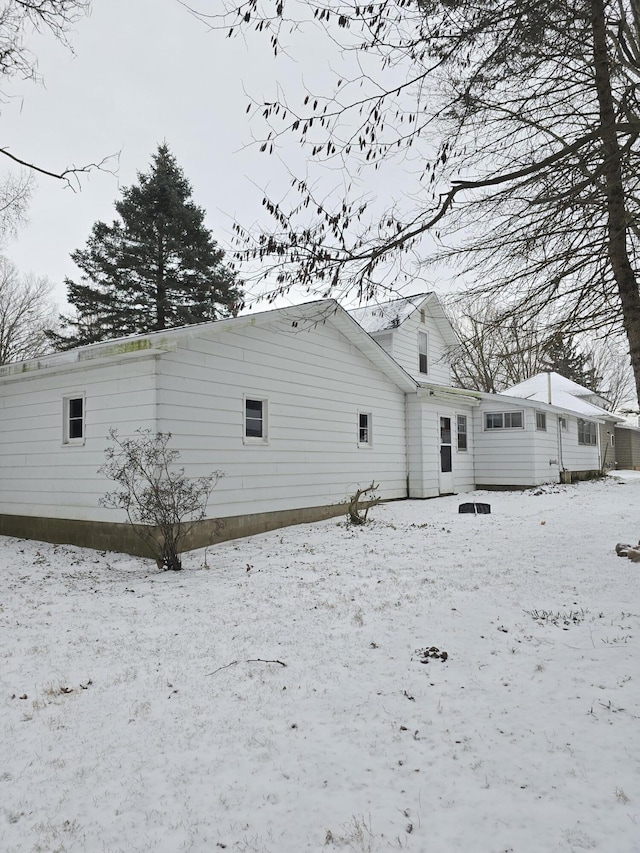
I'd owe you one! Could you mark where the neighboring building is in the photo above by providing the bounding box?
[0,295,615,554]
[614,422,640,470]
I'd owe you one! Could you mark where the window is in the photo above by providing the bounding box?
[418,331,428,375]
[358,412,371,446]
[536,412,547,431]
[559,416,568,431]
[578,419,597,446]
[484,411,524,430]
[420,309,426,324]
[63,395,85,444]
[244,398,267,442]
[457,415,468,451]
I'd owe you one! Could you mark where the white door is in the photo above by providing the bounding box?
[439,415,454,494]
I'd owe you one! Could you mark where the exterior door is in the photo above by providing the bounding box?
[439,415,454,494]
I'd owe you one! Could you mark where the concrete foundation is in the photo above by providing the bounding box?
[0,502,351,558]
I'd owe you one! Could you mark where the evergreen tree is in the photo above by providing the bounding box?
[543,333,601,392]
[51,144,242,348]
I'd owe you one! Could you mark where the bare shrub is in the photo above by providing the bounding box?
[348,481,381,526]
[99,428,221,571]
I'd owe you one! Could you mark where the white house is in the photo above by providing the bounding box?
[0,294,612,554]
[349,294,477,496]
[348,295,616,491]
[0,301,416,552]
[501,371,621,476]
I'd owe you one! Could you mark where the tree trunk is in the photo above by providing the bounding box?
[591,0,640,404]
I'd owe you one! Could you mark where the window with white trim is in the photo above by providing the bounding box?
[358,412,372,446]
[418,331,428,375]
[457,414,468,451]
[536,411,547,431]
[559,416,568,431]
[63,395,85,445]
[484,410,524,430]
[578,419,597,445]
[244,398,268,442]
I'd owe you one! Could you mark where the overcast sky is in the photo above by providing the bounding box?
[2,0,447,312]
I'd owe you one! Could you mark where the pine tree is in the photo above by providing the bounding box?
[543,333,601,392]
[51,144,242,348]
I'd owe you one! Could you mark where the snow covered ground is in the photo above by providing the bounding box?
[2,477,640,853]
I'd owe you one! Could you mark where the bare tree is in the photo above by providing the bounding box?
[447,295,558,393]
[447,291,637,409]
[0,2,113,186]
[586,336,637,410]
[0,255,55,364]
[189,0,640,404]
[0,170,32,239]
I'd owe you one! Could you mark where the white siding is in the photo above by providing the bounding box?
[155,317,408,517]
[372,311,452,385]
[473,404,538,487]
[475,403,601,487]
[0,357,157,521]
[559,415,600,472]
[531,411,561,483]
[453,408,475,491]
[406,396,475,497]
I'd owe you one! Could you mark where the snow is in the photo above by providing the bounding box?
[501,373,617,421]
[348,294,430,333]
[504,371,598,400]
[2,478,640,853]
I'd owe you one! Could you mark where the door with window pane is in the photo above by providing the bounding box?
[439,415,454,494]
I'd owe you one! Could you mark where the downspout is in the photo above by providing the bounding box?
[557,415,565,483]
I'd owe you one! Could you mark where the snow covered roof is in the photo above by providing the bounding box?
[504,371,607,403]
[348,294,431,333]
[348,292,459,348]
[501,372,619,421]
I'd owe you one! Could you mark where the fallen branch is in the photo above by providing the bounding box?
[206,658,287,676]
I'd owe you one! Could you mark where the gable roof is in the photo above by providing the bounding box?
[0,299,418,394]
[348,292,459,348]
[502,372,619,421]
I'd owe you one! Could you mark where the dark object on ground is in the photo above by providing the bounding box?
[416,646,448,663]
[459,502,491,514]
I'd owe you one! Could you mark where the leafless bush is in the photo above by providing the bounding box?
[99,428,222,571]
[348,481,381,526]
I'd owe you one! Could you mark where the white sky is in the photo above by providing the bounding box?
[1,0,448,313]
